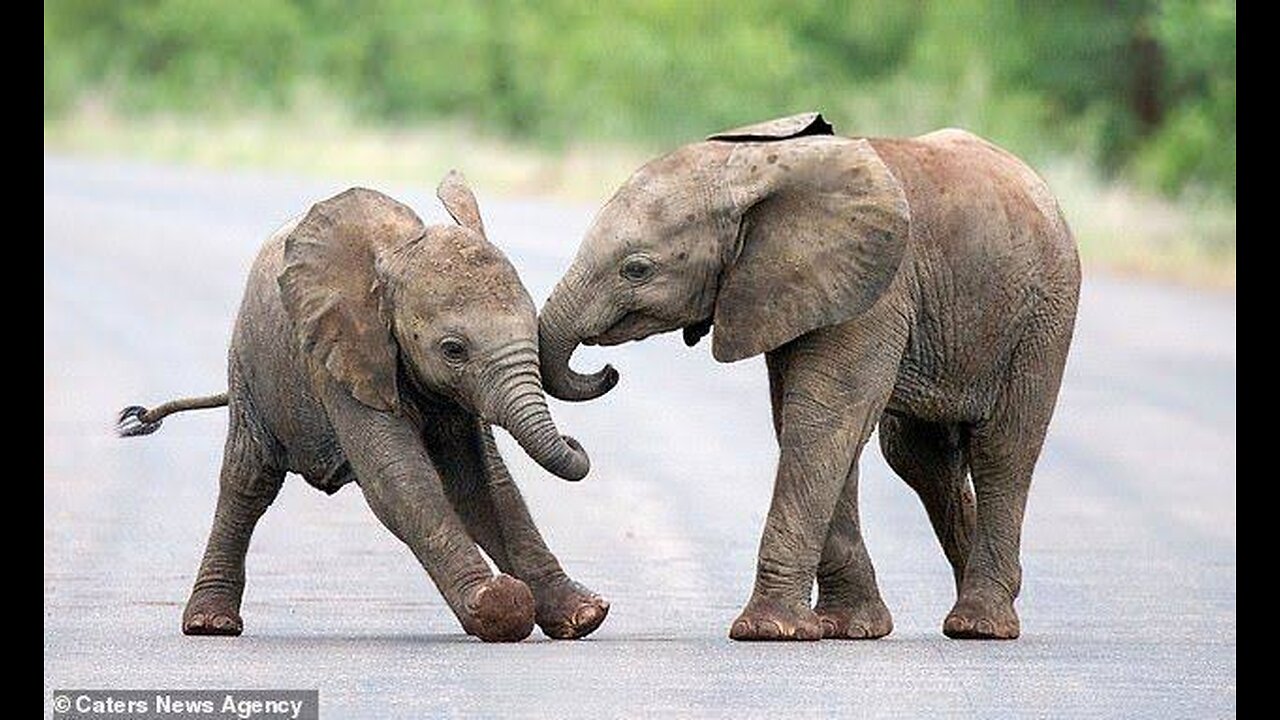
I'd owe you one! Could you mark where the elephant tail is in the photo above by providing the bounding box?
[116,392,228,437]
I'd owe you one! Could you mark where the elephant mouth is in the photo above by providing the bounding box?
[682,317,713,347]
[586,312,678,346]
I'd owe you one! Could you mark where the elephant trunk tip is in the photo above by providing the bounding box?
[585,364,620,398]
[546,363,620,403]
[557,435,591,481]
[538,299,621,402]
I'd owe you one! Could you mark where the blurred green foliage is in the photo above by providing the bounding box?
[44,0,1234,198]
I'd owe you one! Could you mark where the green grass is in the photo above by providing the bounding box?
[45,104,1234,289]
[1044,158,1235,288]
[43,98,646,202]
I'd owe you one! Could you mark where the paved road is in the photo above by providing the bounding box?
[44,156,1235,718]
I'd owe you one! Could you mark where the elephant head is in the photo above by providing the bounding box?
[539,112,911,400]
[280,172,591,480]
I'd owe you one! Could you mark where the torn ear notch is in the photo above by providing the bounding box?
[707,112,835,142]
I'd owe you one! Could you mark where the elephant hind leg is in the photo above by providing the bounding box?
[945,314,1074,641]
[878,413,976,592]
[184,419,284,636]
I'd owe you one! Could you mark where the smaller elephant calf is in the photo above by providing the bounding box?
[118,172,608,642]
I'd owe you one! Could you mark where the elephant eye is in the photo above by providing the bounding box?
[439,336,469,365]
[621,254,656,282]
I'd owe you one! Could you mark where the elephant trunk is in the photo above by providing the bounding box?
[484,342,591,481]
[538,271,619,402]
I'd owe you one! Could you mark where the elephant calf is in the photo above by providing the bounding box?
[118,172,609,642]
[538,113,1080,641]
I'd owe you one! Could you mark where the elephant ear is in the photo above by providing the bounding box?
[278,187,425,412]
[711,137,910,363]
[707,111,834,142]
[436,169,486,236]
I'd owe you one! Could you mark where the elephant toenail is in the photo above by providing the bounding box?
[797,624,823,641]
[820,618,838,636]
[847,624,868,639]
[572,604,599,627]
[212,616,234,629]
[759,620,783,638]
[976,619,995,635]
[188,613,206,627]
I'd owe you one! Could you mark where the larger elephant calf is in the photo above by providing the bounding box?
[119,172,608,642]
[537,112,1080,641]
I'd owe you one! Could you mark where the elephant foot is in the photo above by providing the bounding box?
[182,591,243,636]
[729,597,823,641]
[813,599,893,640]
[943,589,1020,640]
[463,574,536,643]
[532,577,610,640]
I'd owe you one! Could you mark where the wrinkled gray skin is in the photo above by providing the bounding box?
[539,113,1080,641]
[134,174,608,642]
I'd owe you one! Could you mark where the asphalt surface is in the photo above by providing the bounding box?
[44,155,1236,718]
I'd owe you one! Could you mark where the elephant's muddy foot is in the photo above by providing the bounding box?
[943,590,1019,640]
[463,574,536,642]
[729,598,823,641]
[814,599,893,640]
[533,577,610,640]
[182,592,243,636]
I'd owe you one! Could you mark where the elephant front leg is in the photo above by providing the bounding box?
[359,471,535,643]
[326,390,535,642]
[730,433,854,641]
[429,416,609,639]
[475,427,609,639]
[731,334,898,642]
[355,451,536,642]
[812,461,894,640]
[731,352,887,641]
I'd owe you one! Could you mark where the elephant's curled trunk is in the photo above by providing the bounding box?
[538,275,618,402]
[485,344,591,481]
